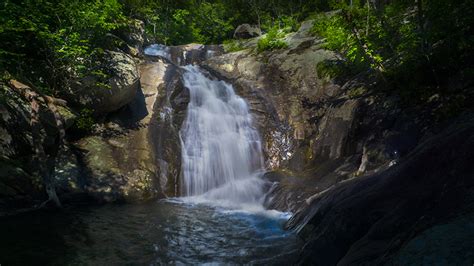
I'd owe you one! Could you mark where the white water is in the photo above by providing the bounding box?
[180,65,267,210]
[145,45,273,213]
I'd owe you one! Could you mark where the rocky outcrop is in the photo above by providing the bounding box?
[63,51,140,115]
[149,64,189,196]
[202,20,429,214]
[233,24,261,39]
[68,58,173,202]
[0,80,76,214]
[293,115,474,265]
[68,44,223,201]
[0,21,149,212]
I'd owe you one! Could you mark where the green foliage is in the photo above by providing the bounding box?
[347,87,367,99]
[76,108,95,132]
[223,40,245,53]
[120,0,325,45]
[279,16,300,33]
[1,0,472,122]
[257,27,288,53]
[309,0,473,111]
[316,60,350,79]
[190,1,234,44]
[311,10,379,71]
[0,0,128,95]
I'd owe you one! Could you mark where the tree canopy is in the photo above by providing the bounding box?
[1,0,472,113]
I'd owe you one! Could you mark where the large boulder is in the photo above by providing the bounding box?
[70,58,171,202]
[293,115,474,265]
[65,51,139,115]
[0,80,77,214]
[70,56,191,201]
[233,24,261,39]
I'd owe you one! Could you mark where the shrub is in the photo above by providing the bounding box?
[257,28,288,53]
[76,108,95,132]
[223,40,245,53]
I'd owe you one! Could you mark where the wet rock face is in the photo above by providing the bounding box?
[137,43,225,196]
[203,21,340,170]
[150,64,189,197]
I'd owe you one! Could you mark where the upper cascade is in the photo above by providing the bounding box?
[144,43,222,66]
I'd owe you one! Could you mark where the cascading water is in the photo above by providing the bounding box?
[179,65,266,209]
[144,44,279,212]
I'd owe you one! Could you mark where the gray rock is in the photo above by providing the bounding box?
[66,51,139,114]
[233,24,261,39]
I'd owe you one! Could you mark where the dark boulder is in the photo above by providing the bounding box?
[0,80,76,214]
[294,115,474,265]
[233,24,261,39]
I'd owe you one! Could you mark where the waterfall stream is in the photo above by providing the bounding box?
[145,44,269,211]
[179,65,266,209]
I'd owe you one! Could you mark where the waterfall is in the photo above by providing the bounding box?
[180,65,266,207]
[145,44,267,210]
